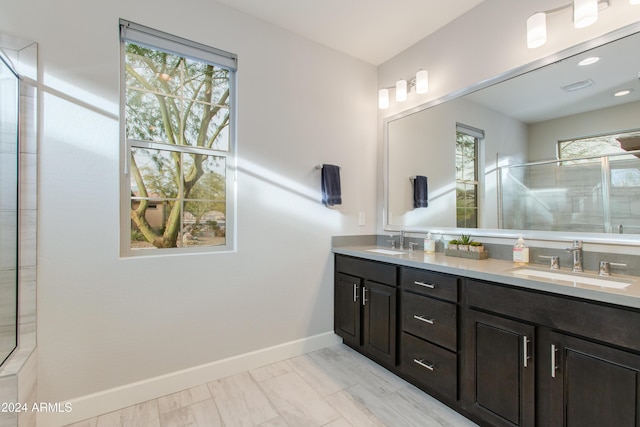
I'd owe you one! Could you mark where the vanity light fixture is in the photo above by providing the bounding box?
[574,0,599,28]
[378,88,390,109]
[378,69,429,109]
[527,0,610,49]
[396,79,408,102]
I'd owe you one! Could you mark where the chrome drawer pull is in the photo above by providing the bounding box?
[413,315,435,325]
[414,281,435,289]
[413,359,434,371]
[551,344,558,378]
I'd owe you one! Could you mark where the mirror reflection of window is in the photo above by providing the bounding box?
[456,124,484,228]
[557,130,640,163]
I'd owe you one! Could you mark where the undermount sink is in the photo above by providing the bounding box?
[512,268,632,290]
[367,248,406,256]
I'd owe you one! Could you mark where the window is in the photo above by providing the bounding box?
[558,131,640,163]
[456,124,483,228]
[120,20,237,255]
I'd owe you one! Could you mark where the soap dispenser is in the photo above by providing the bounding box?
[424,232,435,254]
[513,236,529,265]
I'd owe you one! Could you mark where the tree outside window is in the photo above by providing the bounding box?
[122,26,235,254]
[456,128,480,228]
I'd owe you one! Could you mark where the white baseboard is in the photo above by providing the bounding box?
[37,332,342,427]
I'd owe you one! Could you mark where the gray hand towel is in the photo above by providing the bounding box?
[413,175,428,208]
[322,164,342,206]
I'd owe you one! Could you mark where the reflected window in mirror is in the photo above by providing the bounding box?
[456,124,484,228]
[558,130,640,163]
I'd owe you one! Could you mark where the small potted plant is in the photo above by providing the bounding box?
[469,241,484,253]
[447,239,459,250]
[458,234,473,251]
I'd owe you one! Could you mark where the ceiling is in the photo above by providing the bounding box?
[214,0,485,65]
[465,30,640,123]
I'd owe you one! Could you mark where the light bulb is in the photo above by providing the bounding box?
[378,88,389,109]
[415,70,429,94]
[396,80,407,102]
[574,0,598,28]
[527,12,547,48]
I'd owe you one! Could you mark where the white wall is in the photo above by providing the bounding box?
[0,0,378,420]
[377,0,640,232]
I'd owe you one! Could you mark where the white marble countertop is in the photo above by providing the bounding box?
[332,245,640,309]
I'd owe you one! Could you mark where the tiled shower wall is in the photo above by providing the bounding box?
[0,37,38,427]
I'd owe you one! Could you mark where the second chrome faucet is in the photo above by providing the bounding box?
[565,240,583,272]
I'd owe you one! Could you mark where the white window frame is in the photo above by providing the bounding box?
[119,19,237,256]
[455,123,484,229]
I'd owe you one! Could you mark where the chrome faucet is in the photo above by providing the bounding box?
[399,231,405,250]
[565,240,583,272]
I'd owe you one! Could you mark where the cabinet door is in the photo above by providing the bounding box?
[547,332,640,427]
[335,273,361,348]
[362,280,397,367]
[463,309,535,427]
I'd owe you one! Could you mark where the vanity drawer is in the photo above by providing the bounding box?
[335,255,396,286]
[401,332,457,400]
[402,292,457,351]
[401,268,458,302]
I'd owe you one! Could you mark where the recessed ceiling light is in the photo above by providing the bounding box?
[578,56,600,66]
[614,89,633,97]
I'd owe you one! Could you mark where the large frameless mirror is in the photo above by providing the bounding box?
[384,23,640,241]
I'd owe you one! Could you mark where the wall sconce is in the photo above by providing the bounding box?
[379,69,428,109]
[527,0,615,49]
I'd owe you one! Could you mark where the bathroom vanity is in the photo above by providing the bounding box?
[333,245,640,427]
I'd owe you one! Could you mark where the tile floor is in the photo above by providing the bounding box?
[64,344,478,427]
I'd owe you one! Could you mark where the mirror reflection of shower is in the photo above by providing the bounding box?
[0,51,19,365]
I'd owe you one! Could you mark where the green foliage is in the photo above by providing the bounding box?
[458,234,474,245]
[126,40,230,249]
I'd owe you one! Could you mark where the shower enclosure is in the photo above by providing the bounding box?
[0,51,19,365]
[499,150,640,234]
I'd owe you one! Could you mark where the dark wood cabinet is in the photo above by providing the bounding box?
[464,277,640,427]
[334,272,361,348]
[540,331,640,427]
[463,309,535,427]
[399,267,459,401]
[333,253,640,427]
[334,255,397,367]
[362,280,397,367]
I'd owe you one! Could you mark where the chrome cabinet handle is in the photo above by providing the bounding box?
[362,287,368,306]
[551,344,558,378]
[413,359,434,371]
[413,315,435,324]
[353,283,359,303]
[523,336,530,368]
[414,281,435,289]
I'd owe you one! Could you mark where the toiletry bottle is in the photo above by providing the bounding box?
[513,236,529,265]
[424,232,435,254]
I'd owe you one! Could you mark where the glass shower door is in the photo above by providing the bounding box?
[0,54,19,365]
